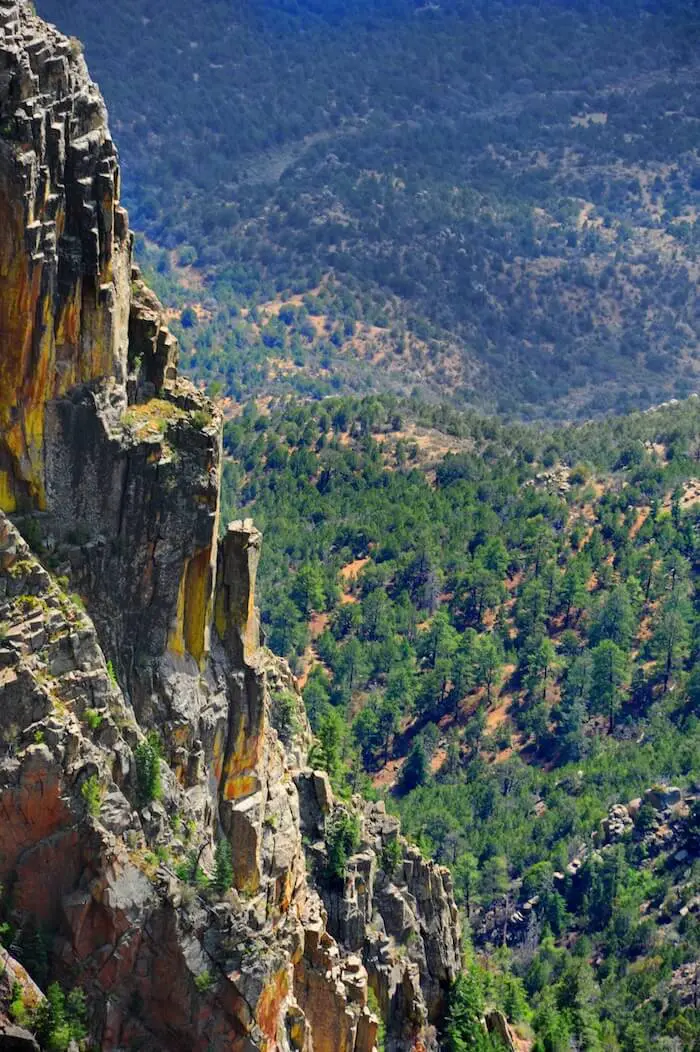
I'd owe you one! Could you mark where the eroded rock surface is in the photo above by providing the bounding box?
[0,0,131,511]
[0,3,461,1049]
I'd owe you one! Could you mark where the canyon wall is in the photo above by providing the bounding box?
[0,3,461,1049]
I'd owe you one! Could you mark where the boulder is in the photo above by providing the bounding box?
[644,786,682,810]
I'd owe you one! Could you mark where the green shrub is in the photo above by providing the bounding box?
[446,968,504,1051]
[367,987,386,1052]
[270,689,300,746]
[20,516,43,553]
[325,810,360,884]
[81,775,103,817]
[84,708,103,732]
[213,838,233,894]
[9,982,28,1027]
[15,925,48,987]
[175,849,209,888]
[379,837,402,878]
[194,969,214,993]
[134,733,163,804]
[191,409,212,430]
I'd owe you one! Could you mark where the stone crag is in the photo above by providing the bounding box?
[0,0,131,512]
[0,3,461,1049]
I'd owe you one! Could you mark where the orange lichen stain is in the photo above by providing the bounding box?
[214,588,257,659]
[99,188,114,285]
[288,1015,306,1050]
[279,867,295,913]
[222,718,262,802]
[238,867,261,898]
[214,542,260,662]
[0,237,49,508]
[0,160,125,512]
[54,283,84,394]
[58,291,81,347]
[244,554,260,659]
[243,603,258,662]
[257,968,290,1045]
[223,772,259,802]
[212,726,225,781]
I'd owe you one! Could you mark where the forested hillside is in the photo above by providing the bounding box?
[37,0,700,416]
[221,393,700,1050]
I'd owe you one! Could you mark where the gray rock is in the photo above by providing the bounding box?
[644,785,683,810]
[0,1022,40,1051]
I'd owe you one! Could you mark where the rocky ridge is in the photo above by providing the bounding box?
[0,3,461,1050]
[474,783,699,957]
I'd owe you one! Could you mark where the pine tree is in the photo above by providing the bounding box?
[213,838,233,894]
[591,640,628,733]
[399,739,428,793]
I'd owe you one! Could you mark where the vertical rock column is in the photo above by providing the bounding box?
[214,520,267,893]
[214,517,262,667]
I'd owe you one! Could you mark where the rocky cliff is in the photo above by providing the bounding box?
[0,3,461,1050]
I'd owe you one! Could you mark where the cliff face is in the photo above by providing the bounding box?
[0,4,461,1050]
[0,0,131,513]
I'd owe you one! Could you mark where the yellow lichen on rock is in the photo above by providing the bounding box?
[167,545,215,666]
[184,545,215,664]
[0,470,16,513]
[0,202,50,508]
[0,11,131,512]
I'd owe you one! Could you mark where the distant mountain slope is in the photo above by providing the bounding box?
[37,0,700,416]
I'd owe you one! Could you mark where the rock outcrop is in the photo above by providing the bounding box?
[0,3,461,1050]
[295,786,461,1051]
[0,0,131,513]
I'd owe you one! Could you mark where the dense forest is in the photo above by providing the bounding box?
[221,393,700,1050]
[37,0,700,416]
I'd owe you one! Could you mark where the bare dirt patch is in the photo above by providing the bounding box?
[372,757,404,790]
[340,557,370,583]
[629,506,650,540]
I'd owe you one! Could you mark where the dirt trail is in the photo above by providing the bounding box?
[340,557,370,583]
[629,506,650,540]
[295,612,329,690]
